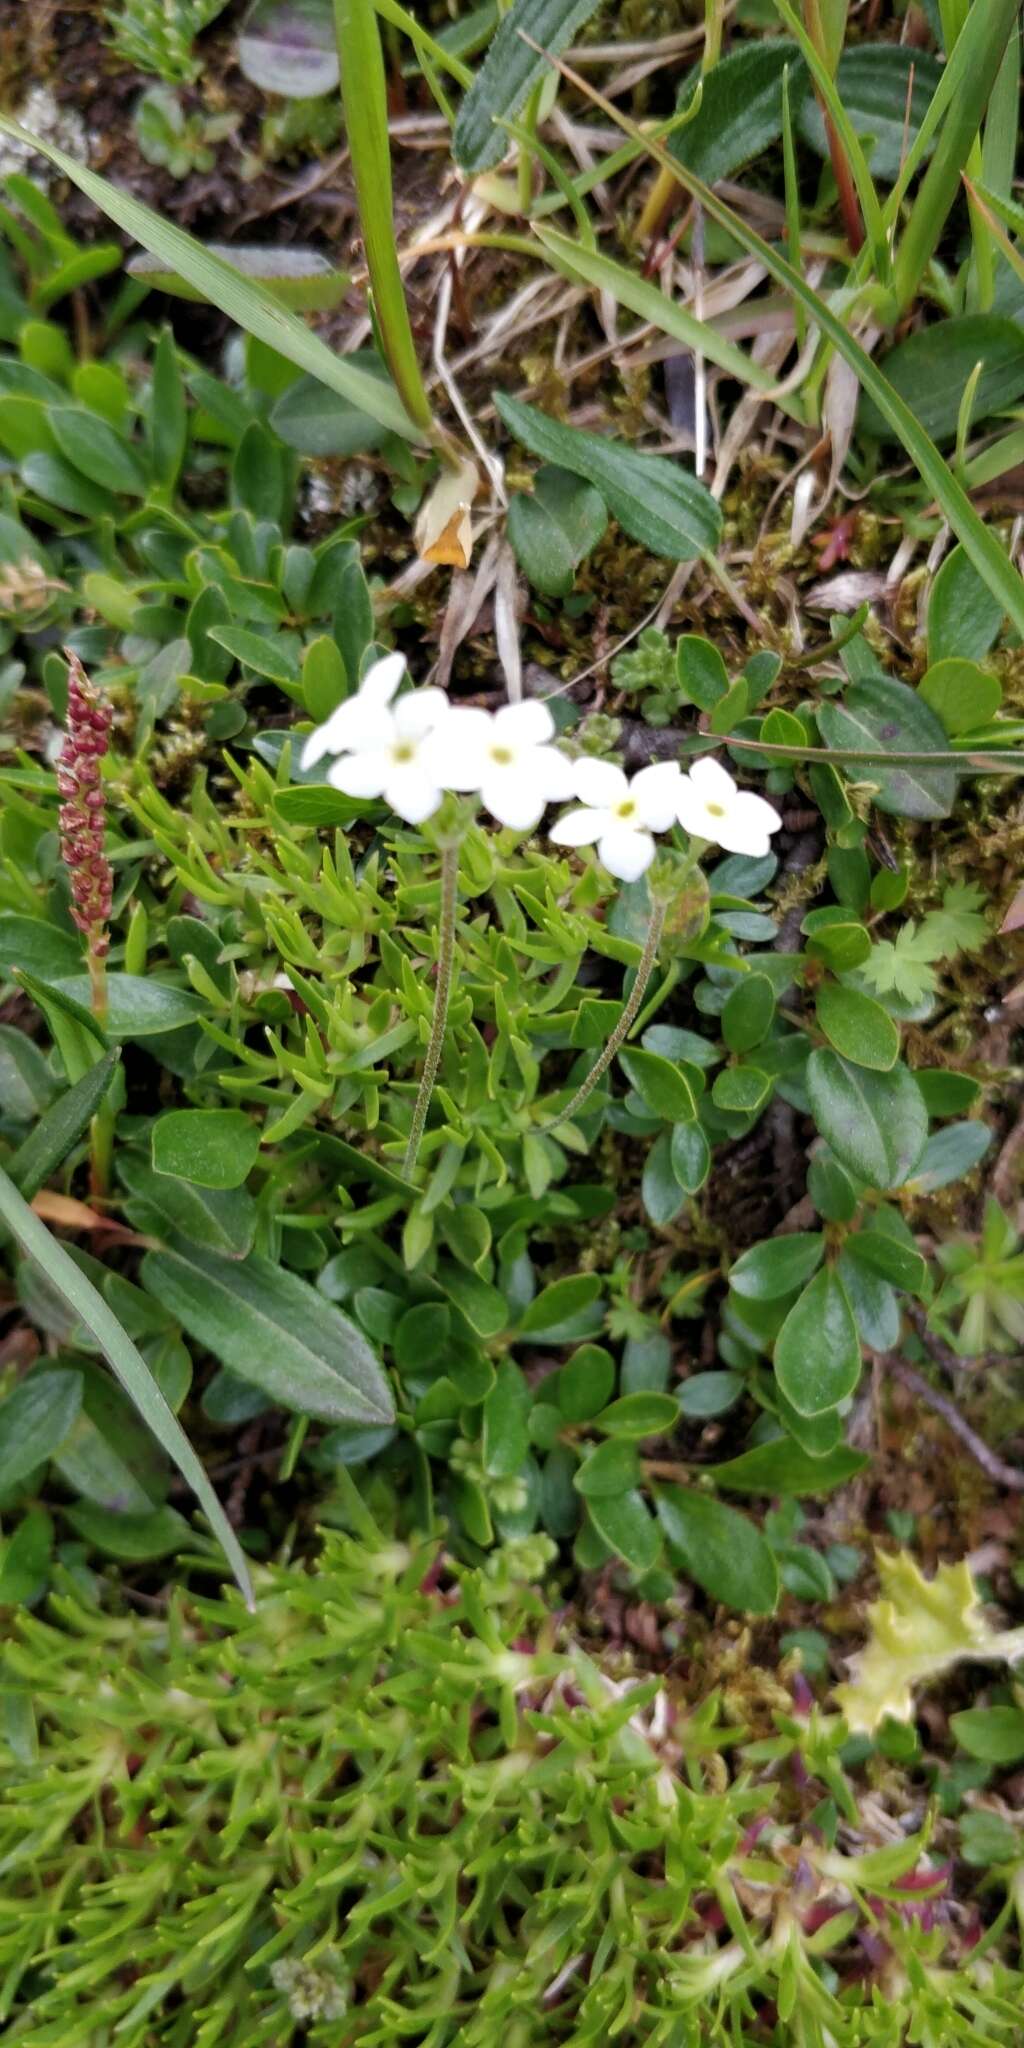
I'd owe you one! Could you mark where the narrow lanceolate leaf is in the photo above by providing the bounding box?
[494,391,721,560]
[141,1236,394,1425]
[454,0,604,173]
[0,1166,251,1607]
[8,1053,119,1201]
[0,117,421,445]
[774,1265,861,1418]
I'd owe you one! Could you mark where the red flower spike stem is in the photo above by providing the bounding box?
[57,651,113,1025]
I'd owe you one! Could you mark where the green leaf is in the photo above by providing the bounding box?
[668,1120,710,1196]
[119,1154,255,1260]
[0,116,420,443]
[676,634,728,710]
[860,315,1024,445]
[208,624,302,685]
[557,1343,615,1422]
[711,1066,772,1115]
[921,882,989,958]
[721,974,775,1054]
[670,39,805,185]
[150,326,187,489]
[50,975,206,1039]
[846,1231,927,1295]
[918,657,1001,737]
[928,544,1004,665]
[130,244,349,312]
[152,1110,261,1192]
[518,1272,602,1336]
[774,1266,861,1418]
[453,0,603,172]
[860,925,940,1006]
[587,1488,660,1572]
[797,43,943,185]
[20,450,118,520]
[271,363,392,455]
[709,1438,869,1496]
[0,1026,57,1121]
[0,1507,53,1607]
[573,1438,641,1498]
[494,391,721,560]
[618,1046,696,1123]
[594,1392,679,1439]
[52,1363,168,1514]
[0,1368,82,1492]
[817,676,956,821]
[0,1164,251,1606]
[0,914,83,979]
[904,1120,992,1193]
[8,1053,119,1200]
[677,1372,742,1419]
[950,1706,1024,1765]
[642,1130,686,1226]
[506,464,607,597]
[815,984,899,1073]
[49,406,148,496]
[656,1486,779,1614]
[142,1237,394,1424]
[730,1233,824,1302]
[64,1502,192,1561]
[806,1050,928,1191]
[482,1359,531,1478]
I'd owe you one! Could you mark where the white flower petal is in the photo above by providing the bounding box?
[687,755,737,804]
[597,824,655,881]
[393,687,450,741]
[631,760,682,831]
[548,804,610,847]
[328,749,390,799]
[358,651,406,706]
[300,698,362,768]
[480,765,545,830]
[713,791,778,856]
[424,706,491,789]
[494,698,555,746]
[534,743,577,802]
[574,757,628,807]
[385,766,442,824]
[674,781,717,842]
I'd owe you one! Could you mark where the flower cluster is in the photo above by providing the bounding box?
[56,651,114,952]
[301,655,780,878]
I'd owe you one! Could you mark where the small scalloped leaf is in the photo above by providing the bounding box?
[834,1551,1024,1734]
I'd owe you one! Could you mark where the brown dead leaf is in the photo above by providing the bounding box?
[415,457,479,569]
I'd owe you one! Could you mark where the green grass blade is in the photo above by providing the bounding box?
[373,0,473,88]
[333,0,435,437]
[533,224,804,418]
[0,116,422,447]
[0,1163,253,1608]
[771,0,887,277]
[529,50,1024,639]
[892,0,1019,313]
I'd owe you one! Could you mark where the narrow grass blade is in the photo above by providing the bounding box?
[333,0,435,437]
[0,116,422,446]
[771,0,887,276]
[373,0,473,87]
[533,225,804,417]
[523,47,1024,638]
[0,1163,253,1608]
[892,0,1019,313]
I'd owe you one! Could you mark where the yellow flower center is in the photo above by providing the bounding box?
[615,800,637,820]
[490,745,514,765]
[706,802,725,817]
[393,742,415,763]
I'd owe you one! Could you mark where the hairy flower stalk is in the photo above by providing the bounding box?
[541,895,667,1134]
[403,837,460,1180]
[57,651,113,1023]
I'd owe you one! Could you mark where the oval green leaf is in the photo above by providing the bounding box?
[774,1266,861,1419]
[656,1485,779,1614]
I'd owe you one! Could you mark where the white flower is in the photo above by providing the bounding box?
[549,759,682,881]
[300,652,407,772]
[425,699,575,830]
[675,756,780,857]
[326,685,452,824]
